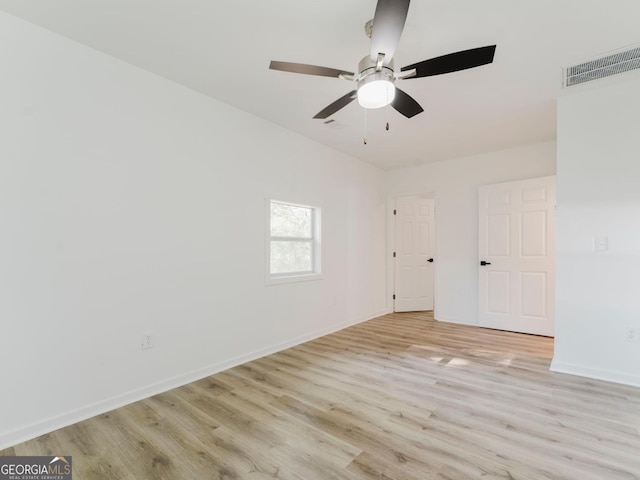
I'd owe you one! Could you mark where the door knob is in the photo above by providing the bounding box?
[480,261,491,266]
[427,258,434,263]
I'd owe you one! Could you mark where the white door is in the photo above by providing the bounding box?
[478,176,556,336]
[394,195,435,312]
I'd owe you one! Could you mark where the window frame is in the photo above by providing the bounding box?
[266,198,323,285]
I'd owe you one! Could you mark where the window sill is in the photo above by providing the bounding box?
[266,272,323,286]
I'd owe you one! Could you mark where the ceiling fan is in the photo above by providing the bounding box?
[269,0,496,120]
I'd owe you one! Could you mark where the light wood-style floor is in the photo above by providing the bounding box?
[3,312,640,479]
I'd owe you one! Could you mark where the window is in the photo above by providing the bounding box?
[267,199,321,284]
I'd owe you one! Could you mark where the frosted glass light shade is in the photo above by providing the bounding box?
[357,79,396,109]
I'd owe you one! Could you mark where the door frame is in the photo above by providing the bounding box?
[387,192,438,314]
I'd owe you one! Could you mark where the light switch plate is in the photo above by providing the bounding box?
[594,236,608,252]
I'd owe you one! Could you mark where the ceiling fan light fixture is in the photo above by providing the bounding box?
[357,70,396,109]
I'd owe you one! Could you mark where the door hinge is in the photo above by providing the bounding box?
[393,252,396,258]
[393,294,396,300]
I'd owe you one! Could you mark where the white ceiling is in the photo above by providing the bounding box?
[1,0,639,170]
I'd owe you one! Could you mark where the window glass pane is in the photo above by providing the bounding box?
[270,240,312,274]
[271,203,312,238]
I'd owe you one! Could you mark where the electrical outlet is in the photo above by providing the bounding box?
[141,332,154,350]
[625,328,640,343]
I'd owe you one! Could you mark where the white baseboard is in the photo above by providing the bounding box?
[550,360,640,388]
[0,309,387,451]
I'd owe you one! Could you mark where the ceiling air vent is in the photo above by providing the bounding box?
[564,44,640,87]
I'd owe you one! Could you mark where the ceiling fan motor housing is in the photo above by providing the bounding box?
[357,55,394,81]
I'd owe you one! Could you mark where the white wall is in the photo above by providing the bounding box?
[386,141,556,325]
[0,12,387,448]
[552,74,640,387]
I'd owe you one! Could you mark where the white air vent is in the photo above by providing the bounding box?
[564,44,640,87]
[323,119,344,129]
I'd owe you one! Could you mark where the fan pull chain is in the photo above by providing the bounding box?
[363,107,367,145]
[386,87,390,132]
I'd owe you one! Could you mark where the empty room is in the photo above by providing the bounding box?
[1,1,639,479]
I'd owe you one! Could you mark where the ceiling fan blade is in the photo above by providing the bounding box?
[391,87,423,118]
[313,91,358,119]
[270,61,353,78]
[370,0,411,65]
[401,45,496,78]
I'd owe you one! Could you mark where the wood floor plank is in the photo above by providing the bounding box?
[2,311,640,479]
